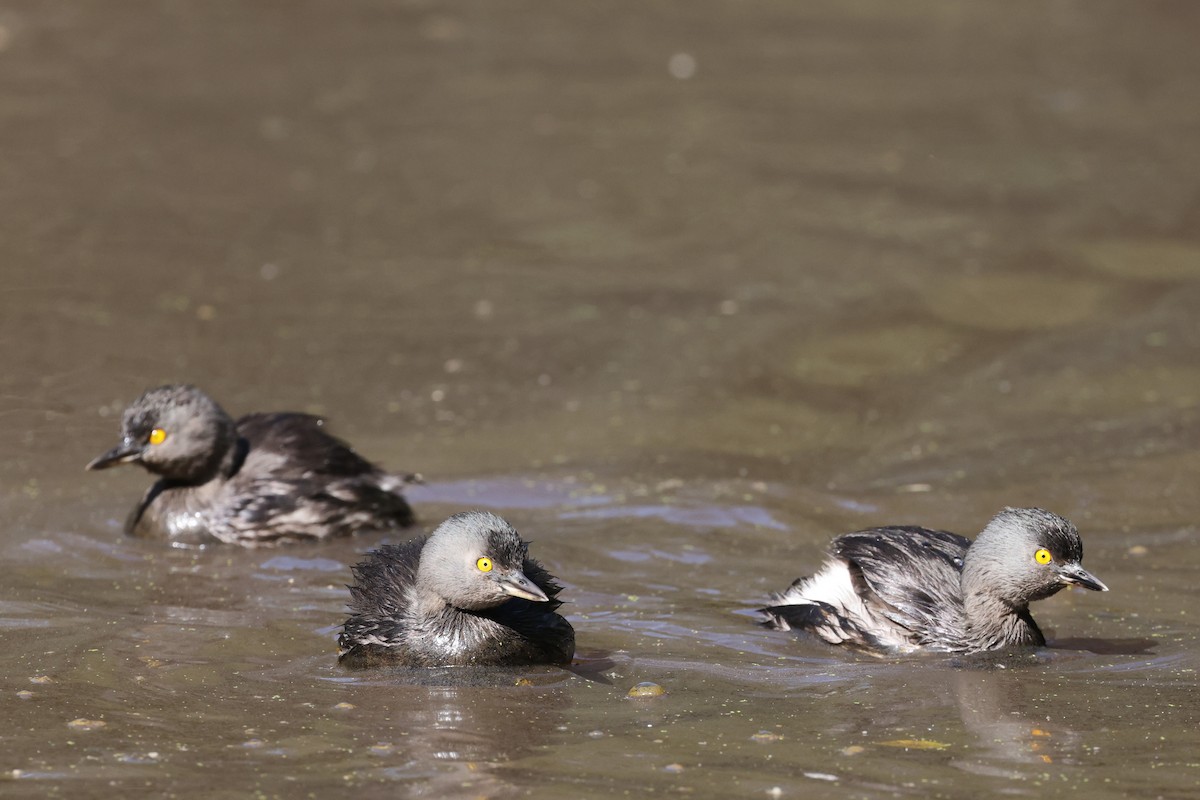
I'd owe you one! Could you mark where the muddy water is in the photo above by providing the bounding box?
[2,0,1200,797]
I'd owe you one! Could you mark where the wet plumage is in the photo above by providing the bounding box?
[87,384,416,546]
[339,511,575,668]
[760,507,1108,655]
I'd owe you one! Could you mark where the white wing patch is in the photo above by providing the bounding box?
[769,559,918,652]
[773,560,867,616]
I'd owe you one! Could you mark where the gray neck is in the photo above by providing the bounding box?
[163,423,242,485]
[390,586,469,669]
[406,583,480,640]
[961,587,1043,648]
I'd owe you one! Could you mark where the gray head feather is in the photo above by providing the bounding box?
[94,384,239,483]
[417,511,547,610]
[964,507,1104,608]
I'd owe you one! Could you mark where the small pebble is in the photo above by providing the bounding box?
[67,719,106,731]
[333,702,355,710]
[627,682,666,698]
[663,763,685,774]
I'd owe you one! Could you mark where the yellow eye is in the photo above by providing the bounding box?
[1034,548,1052,565]
[476,557,493,573]
[148,428,167,445]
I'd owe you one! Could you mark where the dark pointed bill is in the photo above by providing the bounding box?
[1059,563,1108,592]
[497,569,551,602]
[86,441,142,471]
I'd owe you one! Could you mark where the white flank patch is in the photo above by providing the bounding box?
[775,560,869,620]
[772,559,915,651]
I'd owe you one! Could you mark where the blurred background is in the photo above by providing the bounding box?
[1,1,1198,797]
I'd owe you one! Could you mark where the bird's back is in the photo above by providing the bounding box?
[236,413,386,478]
[762,526,974,654]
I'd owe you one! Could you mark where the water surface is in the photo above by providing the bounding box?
[2,1,1199,797]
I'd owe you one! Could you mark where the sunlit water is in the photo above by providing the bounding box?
[2,1,1199,798]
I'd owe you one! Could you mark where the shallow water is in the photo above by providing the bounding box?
[3,0,1200,797]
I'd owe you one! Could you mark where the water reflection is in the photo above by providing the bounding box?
[334,672,572,797]
[950,668,1082,779]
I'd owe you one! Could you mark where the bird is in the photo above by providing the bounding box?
[338,511,575,668]
[86,384,417,546]
[759,507,1108,655]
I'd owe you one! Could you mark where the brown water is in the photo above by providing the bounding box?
[2,1,1199,797]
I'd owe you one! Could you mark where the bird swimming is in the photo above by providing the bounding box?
[338,511,575,668]
[759,507,1107,655]
[86,384,417,546]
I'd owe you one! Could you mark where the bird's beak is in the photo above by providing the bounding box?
[1059,563,1108,592]
[86,439,142,471]
[497,569,550,603]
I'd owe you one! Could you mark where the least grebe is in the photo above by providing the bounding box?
[87,384,416,546]
[759,507,1107,655]
[338,511,575,668]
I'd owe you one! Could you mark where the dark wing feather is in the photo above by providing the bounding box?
[236,412,381,477]
[339,538,427,654]
[520,555,566,611]
[222,413,415,541]
[834,526,971,648]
